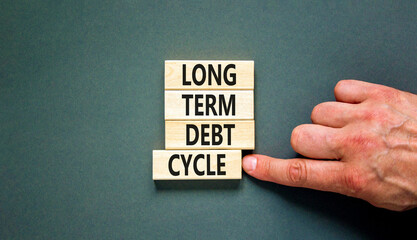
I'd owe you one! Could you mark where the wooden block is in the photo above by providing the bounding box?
[165,120,255,149]
[165,90,254,120]
[153,150,241,180]
[165,60,254,90]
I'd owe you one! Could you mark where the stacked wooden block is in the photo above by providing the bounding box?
[153,60,255,180]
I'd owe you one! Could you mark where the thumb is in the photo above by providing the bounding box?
[242,154,351,194]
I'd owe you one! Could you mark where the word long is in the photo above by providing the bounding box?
[183,64,236,86]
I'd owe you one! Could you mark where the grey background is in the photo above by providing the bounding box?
[1,1,416,239]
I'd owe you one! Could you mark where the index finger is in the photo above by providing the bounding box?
[243,154,364,197]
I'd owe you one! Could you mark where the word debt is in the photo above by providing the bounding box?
[165,120,255,149]
[153,150,241,180]
[186,123,235,146]
[165,60,254,89]
[164,90,254,120]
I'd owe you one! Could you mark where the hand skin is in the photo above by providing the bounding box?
[243,80,417,211]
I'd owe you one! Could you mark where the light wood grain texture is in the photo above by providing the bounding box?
[165,90,254,120]
[165,120,255,149]
[153,150,242,180]
[165,60,254,90]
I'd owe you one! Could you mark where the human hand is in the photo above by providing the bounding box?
[243,80,417,211]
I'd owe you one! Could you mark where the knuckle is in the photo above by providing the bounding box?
[325,132,342,159]
[344,131,384,153]
[393,91,406,105]
[342,167,366,196]
[263,158,273,179]
[370,86,404,105]
[370,86,389,99]
[345,133,370,150]
[358,103,391,122]
[358,108,374,121]
[286,159,308,186]
[374,104,392,122]
[358,103,402,128]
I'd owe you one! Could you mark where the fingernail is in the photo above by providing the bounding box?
[243,156,257,172]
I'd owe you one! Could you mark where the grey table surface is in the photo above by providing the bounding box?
[1,1,417,239]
